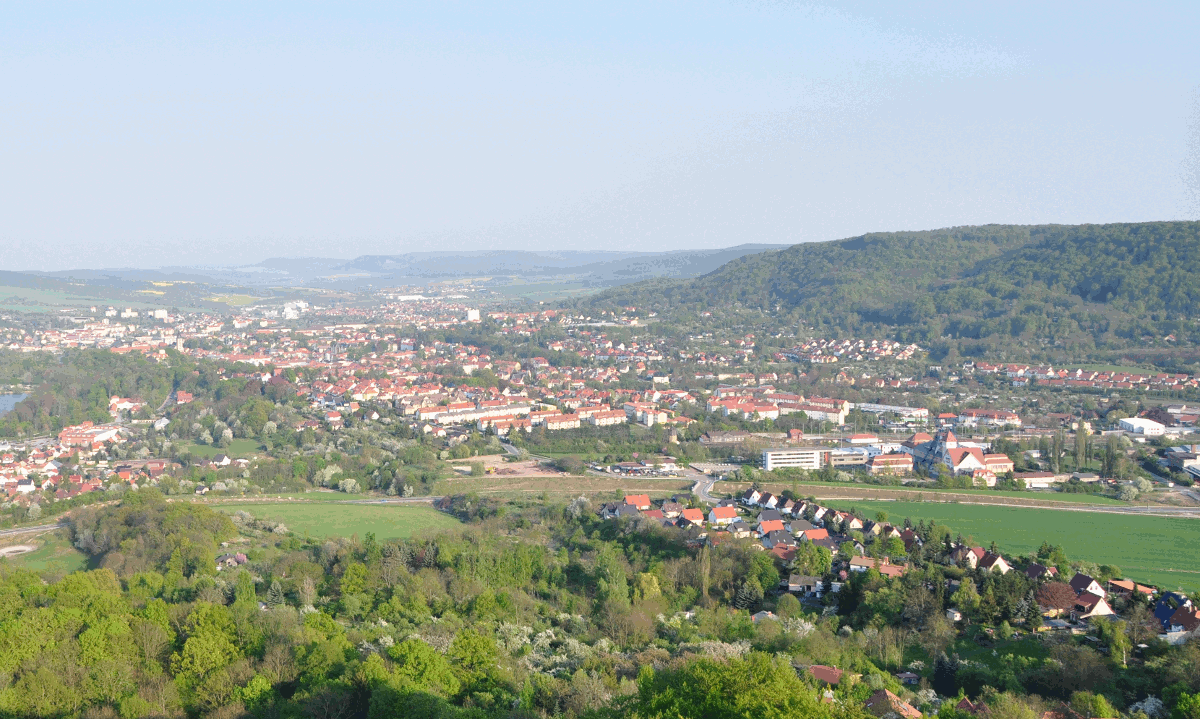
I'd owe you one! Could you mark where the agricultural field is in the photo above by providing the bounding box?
[821,499,1200,592]
[433,471,691,501]
[206,293,263,306]
[717,480,1130,506]
[214,502,461,540]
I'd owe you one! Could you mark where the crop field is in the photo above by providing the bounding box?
[717,480,1129,506]
[433,472,691,501]
[207,294,263,306]
[215,502,461,540]
[488,281,603,303]
[821,499,1200,592]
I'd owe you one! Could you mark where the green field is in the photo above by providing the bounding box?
[215,502,461,540]
[780,481,1128,505]
[1,530,90,576]
[489,281,603,302]
[823,500,1200,592]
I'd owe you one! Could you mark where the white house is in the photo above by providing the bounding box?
[708,506,738,526]
[740,488,762,505]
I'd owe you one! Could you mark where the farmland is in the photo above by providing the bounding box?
[716,480,1131,507]
[213,501,461,540]
[434,471,691,501]
[820,499,1200,592]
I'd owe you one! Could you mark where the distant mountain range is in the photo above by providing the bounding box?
[40,245,789,289]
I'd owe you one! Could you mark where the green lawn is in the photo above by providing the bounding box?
[1,530,90,576]
[723,479,1127,505]
[787,481,1127,505]
[184,439,264,458]
[824,499,1200,592]
[215,502,461,540]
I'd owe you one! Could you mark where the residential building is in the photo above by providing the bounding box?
[762,446,824,471]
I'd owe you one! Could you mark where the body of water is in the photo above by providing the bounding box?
[0,394,28,416]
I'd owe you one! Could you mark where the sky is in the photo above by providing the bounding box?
[2,1,1199,270]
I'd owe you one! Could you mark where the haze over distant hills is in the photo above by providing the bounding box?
[42,244,789,289]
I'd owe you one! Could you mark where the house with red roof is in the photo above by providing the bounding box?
[680,508,705,526]
[624,494,651,511]
[799,528,830,542]
[708,506,738,525]
[756,519,785,536]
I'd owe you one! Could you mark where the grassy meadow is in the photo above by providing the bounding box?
[214,502,461,540]
[0,530,90,577]
[822,499,1200,592]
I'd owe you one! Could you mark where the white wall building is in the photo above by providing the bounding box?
[762,447,824,471]
[1120,417,1165,436]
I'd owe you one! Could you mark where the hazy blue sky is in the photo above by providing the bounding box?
[2,2,1198,270]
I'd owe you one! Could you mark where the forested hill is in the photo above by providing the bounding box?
[577,222,1200,355]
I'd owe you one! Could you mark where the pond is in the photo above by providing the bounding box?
[0,394,27,416]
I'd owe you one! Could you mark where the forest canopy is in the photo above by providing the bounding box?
[578,222,1200,350]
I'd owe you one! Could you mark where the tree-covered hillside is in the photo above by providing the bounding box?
[579,222,1200,358]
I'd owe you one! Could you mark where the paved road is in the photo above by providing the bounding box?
[693,475,720,505]
[341,497,444,505]
[0,521,65,538]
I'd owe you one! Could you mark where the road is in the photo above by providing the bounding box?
[0,521,65,538]
[692,474,720,505]
[341,497,444,505]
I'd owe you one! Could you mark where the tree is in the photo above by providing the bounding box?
[1053,430,1065,474]
[933,652,960,697]
[1080,427,1089,472]
[628,652,830,719]
[1103,434,1121,478]
[776,593,803,618]
[1036,582,1078,614]
[1175,692,1200,719]
[340,563,368,595]
[977,587,999,624]
[1093,617,1131,667]
[734,576,764,610]
[449,628,497,674]
[793,542,833,576]
[951,580,980,615]
[266,580,285,608]
[1071,691,1117,718]
[387,639,460,695]
[1022,590,1044,628]
[234,571,256,604]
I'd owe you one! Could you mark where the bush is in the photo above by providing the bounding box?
[553,456,586,475]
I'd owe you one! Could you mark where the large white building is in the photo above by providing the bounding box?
[1120,417,1165,436]
[762,447,825,471]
